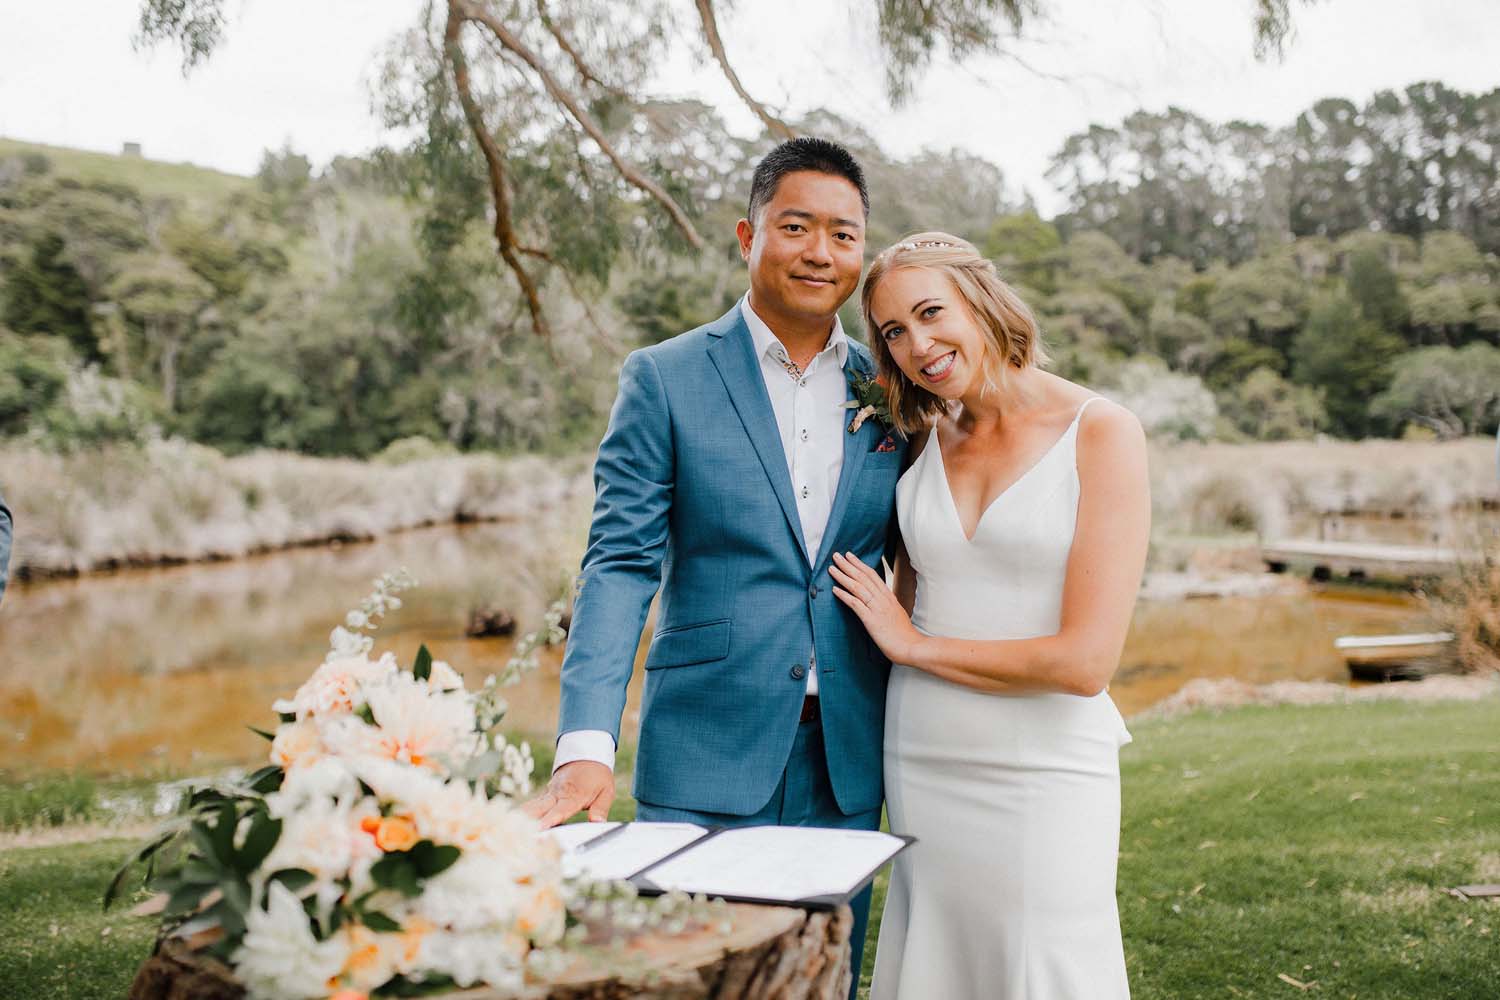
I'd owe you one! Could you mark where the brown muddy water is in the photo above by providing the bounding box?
[0,511,1436,776]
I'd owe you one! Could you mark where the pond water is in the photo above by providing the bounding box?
[0,508,1436,776]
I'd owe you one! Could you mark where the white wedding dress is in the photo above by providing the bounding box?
[872,397,1133,999]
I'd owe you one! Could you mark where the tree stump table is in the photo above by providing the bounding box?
[128,902,853,1000]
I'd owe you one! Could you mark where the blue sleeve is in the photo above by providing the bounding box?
[556,350,674,743]
[0,491,11,605]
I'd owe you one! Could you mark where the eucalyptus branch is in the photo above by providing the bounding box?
[453,0,704,250]
[693,0,796,141]
[535,0,624,96]
[445,3,552,336]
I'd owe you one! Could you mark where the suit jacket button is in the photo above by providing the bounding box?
[790,664,806,680]
[808,584,818,599]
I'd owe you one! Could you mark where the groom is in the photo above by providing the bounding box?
[526,137,903,985]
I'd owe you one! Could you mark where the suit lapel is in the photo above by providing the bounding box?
[814,349,877,571]
[706,310,811,562]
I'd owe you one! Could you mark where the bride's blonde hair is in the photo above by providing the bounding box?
[861,232,1047,435]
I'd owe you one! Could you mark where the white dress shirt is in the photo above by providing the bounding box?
[554,296,849,773]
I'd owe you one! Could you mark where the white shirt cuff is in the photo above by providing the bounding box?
[554,729,617,773]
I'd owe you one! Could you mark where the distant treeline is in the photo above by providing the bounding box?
[0,80,1496,459]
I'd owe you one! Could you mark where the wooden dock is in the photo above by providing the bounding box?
[1261,539,1459,580]
[1334,632,1457,681]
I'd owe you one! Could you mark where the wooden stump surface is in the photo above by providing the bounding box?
[128,902,852,1000]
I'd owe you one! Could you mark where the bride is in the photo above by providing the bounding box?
[828,233,1149,999]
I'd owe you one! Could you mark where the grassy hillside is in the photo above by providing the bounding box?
[0,136,251,204]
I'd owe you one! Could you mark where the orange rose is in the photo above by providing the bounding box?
[374,815,420,852]
[328,991,368,1000]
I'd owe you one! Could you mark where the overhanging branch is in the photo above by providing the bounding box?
[445,4,550,336]
[455,0,704,250]
[694,0,796,142]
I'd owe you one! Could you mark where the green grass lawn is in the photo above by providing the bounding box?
[3,697,1496,998]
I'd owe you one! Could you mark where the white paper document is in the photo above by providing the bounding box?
[560,821,708,882]
[546,821,620,853]
[637,825,910,904]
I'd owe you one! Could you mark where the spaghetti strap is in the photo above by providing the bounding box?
[1070,395,1105,429]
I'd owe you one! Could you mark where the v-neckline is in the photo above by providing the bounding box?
[931,413,1080,544]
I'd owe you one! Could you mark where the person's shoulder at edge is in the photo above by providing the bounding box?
[628,307,741,366]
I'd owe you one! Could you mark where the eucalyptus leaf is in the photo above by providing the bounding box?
[235,812,282,874]
[412,644,432,681]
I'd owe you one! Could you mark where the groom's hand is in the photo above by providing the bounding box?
[524,761,615,828]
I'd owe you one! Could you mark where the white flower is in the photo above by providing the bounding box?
[233,882,348,1000]
[427,659,465,691]
[415,853,523,932]
[261,794,373,890]
[360,672,482,768]
[326,625,375,663]
[267,756,359,814]
[345,610,370,630]
[268,718,322,771]
[415,928,527,991]
[276,652,398,720]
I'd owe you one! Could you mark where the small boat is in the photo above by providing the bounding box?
[1334,632,1457,681]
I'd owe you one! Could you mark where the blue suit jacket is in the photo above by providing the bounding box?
[557,306,904,816]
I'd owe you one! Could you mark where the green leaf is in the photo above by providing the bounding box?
[245,765,283,794]
[278,711,296,724]
[408,839,461,878]
[164,881,212,918]
[355,702,376,725]
[209,801,237,866]
[375,973,458,997]
[235,812,282,874]
[248,725,276,741]
[362,909,402,933]
[219,876,251,915]
[268,868,315,894]
[412,644,432,681]
[103,829,178,910]
[370,855,421,897]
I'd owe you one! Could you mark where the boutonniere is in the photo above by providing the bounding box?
[843,369,892,433]
[843,369,901,452]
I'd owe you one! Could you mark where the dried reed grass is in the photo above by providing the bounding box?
[2,440,590,578]
[1150,437,1499,537]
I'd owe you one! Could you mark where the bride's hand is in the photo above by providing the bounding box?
[830,551,922,664]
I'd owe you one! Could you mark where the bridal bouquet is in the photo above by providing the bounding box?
[109,571,717,999]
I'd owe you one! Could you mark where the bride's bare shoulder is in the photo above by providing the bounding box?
[1075,394,1146,465]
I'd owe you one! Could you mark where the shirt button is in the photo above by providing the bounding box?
[790,664,807,680]
[800,485,810,499]
[799,379,807,387]
[800,428,809,442]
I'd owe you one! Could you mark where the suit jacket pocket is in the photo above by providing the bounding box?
[645,619,731,670]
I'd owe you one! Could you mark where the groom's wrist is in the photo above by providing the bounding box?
[554,729,617,774]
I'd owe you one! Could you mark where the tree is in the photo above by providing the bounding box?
[1291,294,1403,438]
[136,0,1310,336]
[1098,357,1218,441]
[1218,365,1324,440]
[1372,344,1500,439]
[982,211,1062,293]
[106,252,217,411]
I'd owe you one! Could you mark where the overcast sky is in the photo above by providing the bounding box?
[2,0,1497,214]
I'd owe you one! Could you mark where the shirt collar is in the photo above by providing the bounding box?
[740,293,849,369]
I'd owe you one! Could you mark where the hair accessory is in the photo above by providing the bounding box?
[894,239,956,252]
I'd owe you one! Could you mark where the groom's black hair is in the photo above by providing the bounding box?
[747,137,869,225]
